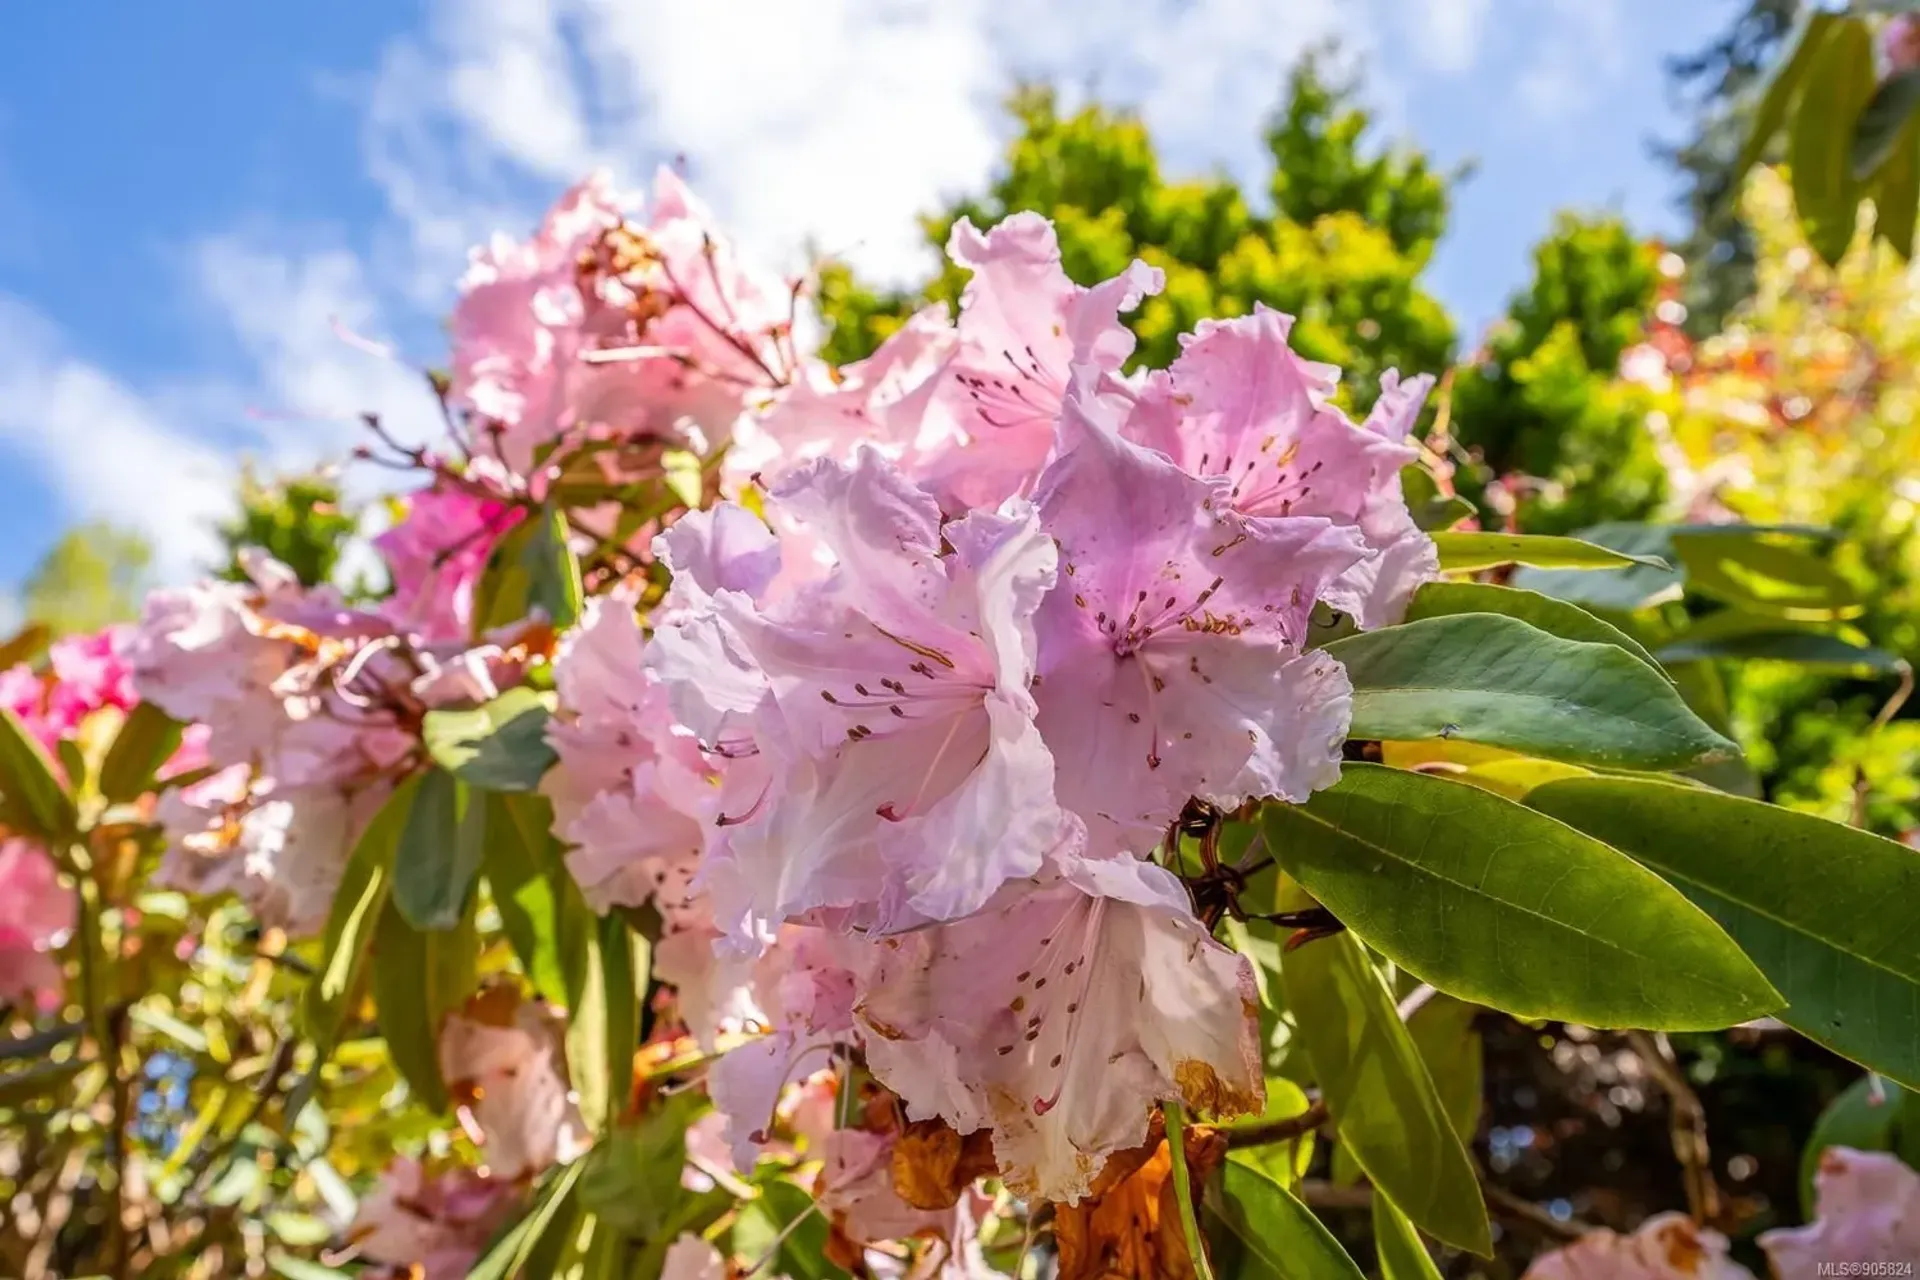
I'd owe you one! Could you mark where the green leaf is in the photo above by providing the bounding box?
[1798,1074,1917,1217]
[1876,114,1920,257]
[1657,627,1906,674]
[0,706,75,840]
[1326,614,1736,769]
[99,701,186,803]
[422,687,559,793]
[1406,992,1482,1144]
[370,895,477,1113]
[1735,9,1840,182]
[1530,776,1920,1090]
[1281,931,1489,1255]
[1205,1155,1365,1280]
[578,1092,703,1239]
[733,1179,840,1280]
[474,506,583,631]
[485,791,592,1007]
[1791,16,1874,265]
[1669,530,1863,621]
[1509,523,1688,612]
[1399,466,1475,532]
[303,775,420,1047]
[1404,581,1665,675]
[469,1159,587,1280]
[569,914,647,1131]
[1431,530,1671,574]
[1266,766,1781,1030]
[1856,67,1920,179]
[393,768,487,931]
[1373,1193,1444,1280]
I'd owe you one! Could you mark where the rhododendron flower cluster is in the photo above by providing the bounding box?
[0,625,167,1011]
[527,182,1437,1206]
[124,167,1438,1268]
[133,552,542,935]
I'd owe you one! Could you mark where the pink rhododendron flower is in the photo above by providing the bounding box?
[439,985,589,1182]
[1522,1213,1755,1279]
[156,769,391,937]
[1884,13,1920,75]
[706,927,860,1169]
[347,1157,522,1280]
[0,625,138,753]
[543,589,716,918]
[375,475,523,642]
[1030,378,1363,851]
[0,840,73,1014]
[135,554,533,933]
[1120,304,1437,628]
[451,169,788,479]
[668,450,1070,940]
[1759,1147,1920,1273]
[746,214,1158,511]
[855,858,1262,1204]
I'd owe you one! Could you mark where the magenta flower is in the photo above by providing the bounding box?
[0,840,74,1014]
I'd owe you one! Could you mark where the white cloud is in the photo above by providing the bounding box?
[0,296,233,578]
[1418,0,1494,74]
[1514,0,1627,122]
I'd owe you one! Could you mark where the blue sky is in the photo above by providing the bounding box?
[0,0,1742,595]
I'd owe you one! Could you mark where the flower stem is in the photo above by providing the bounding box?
[1163,1101,1218,1280]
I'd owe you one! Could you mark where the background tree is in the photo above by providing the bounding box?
[1663,0,1802,333]
[213,466,361,592]
[21,522,152,636]
[819,53,1458,411]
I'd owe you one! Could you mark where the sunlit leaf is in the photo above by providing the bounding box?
[1532,776,1920,1090]
[1790,17,1874,264]
[422,687,558,793]
[1327,615,1736,769]
[1431,530,1671,574]
[1404,581,1664,674]
[1281,931,1489,1255]
[1267,766,1780,1030]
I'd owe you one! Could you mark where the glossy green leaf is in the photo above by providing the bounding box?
[0,706,75,840]
[1404,581,1665,674]
[1876,114,1920,257]
[1400,466,1475,532]
[1509,523,1687,612]
[1735,10,1840,181]
[1856,67,1920,179]
[1406,992,1482,1144]
[393,768,487,931]
[1451,757,1593,802]
[370,896,477,1113]
[303,775,419,1046]
[422,687,558,793]
[1657,627,1905,674]
[1791,17,1874,265]
[1266,766,1780,1030]
[569,914,647,1132]
[1373,1193,1444,1280]
[474,506,583,631]
[1431,530,1670,574]
[1326,614,1736,769]
[1281,931,1489,1255]
[1531,776,1920,1090]
[1206,1155,1366,1280]
[484,791,592,1007]
[1669,530,1863,621]
[99,701,185,803]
